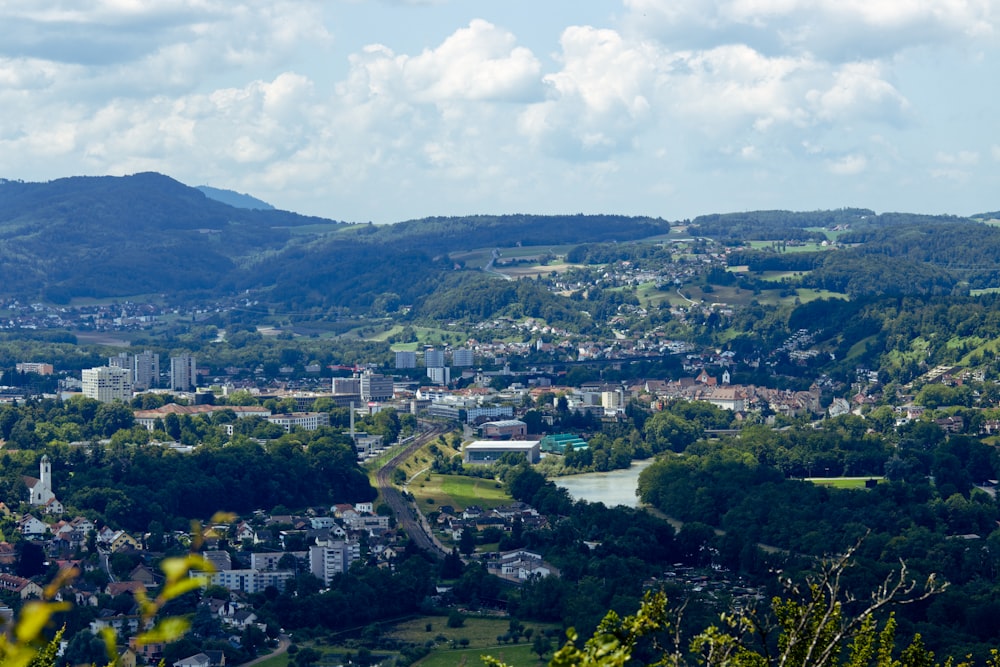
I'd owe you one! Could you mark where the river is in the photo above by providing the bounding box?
[553,459,654,507]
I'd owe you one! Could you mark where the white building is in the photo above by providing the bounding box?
[267,412,331,432]
[170,354,197,391]
[133,350,160,390]
[309,540,361,586]
[464,440,541,464]
[426,366,450,385]
[25,456,55,507]
[82,366,133,403]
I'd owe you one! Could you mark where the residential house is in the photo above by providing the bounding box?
[18,514,48,537]
[0,574,43,599]
[173,653,212,667]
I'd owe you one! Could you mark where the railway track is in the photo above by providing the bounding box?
[375,423,450,560]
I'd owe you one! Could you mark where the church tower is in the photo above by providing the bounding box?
[29,455,55,506]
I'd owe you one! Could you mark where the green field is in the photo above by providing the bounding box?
[416,644,541,667]
[409,473,513,511]
[389,616,559,667]
[746,240,835,253]
[807,477,885,489]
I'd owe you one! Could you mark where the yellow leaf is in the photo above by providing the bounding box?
[135,617,191,645]
[15,601,70,643]
[161,577,206,601]
[210,511,237,524]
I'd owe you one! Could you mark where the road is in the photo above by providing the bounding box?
[238,635,290,667]
[375,423,450,560]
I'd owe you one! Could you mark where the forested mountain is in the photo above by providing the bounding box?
[0,173,668,310]
[0,173,343,302]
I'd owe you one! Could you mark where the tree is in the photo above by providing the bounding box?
[485,547,946,667]
[447,610,465,628]
[459,527,477,556]
[532,633,553,661]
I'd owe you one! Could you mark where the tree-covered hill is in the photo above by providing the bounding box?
[0,174,669,309]
[0,173,346,302]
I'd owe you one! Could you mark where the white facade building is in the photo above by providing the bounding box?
[309,540,361,586]
[82,366,133,403]
[170,354,197,391]
[133,350,160,390]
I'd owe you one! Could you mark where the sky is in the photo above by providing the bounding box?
[0,1,997,223]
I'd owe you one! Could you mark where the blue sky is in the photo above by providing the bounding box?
[0,0,997,223]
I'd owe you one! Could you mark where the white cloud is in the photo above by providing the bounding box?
[806,62,908,124]
[827,153,867,175]
[621,0,997,59]
[342,20,543,105]
[518,25,659,158]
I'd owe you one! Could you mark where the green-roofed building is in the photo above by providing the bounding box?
[540,433,589,454]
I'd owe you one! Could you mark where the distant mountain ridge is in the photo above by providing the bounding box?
[196,185,274,210]
[4,171,992,314]
[0,172,344,302]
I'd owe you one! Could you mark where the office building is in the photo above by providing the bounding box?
[360,373,393,402]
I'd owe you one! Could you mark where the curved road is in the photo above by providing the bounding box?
[376,423,450,560]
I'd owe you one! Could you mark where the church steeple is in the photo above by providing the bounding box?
[40,455,51,489]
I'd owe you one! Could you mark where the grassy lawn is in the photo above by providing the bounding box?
[389,616,559,667]
[409,473,513,511]
[393,435,461,481]
[807,477,884,489]
[246,653,290,667]
[635,282,674,307]
[794,289,848,303]
[416,644,543,667]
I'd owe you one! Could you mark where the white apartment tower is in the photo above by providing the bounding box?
[170,354,197,391]
[82,366,133,403]
[133,350,160,390]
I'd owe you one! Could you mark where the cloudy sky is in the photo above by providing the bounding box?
[0,1,997,223]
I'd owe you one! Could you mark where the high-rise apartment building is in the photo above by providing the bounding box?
[395,350,417,369]
[82,366,133,403]
[452,348,474,367]
[132,350,160,390]
[423,348,445,368]
[170,354,197,391]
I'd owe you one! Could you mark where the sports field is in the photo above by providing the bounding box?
[806,477,884,489]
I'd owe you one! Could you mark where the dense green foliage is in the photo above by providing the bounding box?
[636,424,1000,659]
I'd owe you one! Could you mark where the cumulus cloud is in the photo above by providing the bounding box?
[622,0,997,60]
[341,19,543,105]
[518,25,659,158]
[517,26,909,160]
[0,1,330,93]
